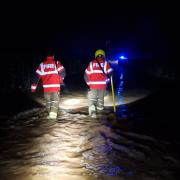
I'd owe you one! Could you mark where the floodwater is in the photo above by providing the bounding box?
[1,104,180,179]
[0,66,180,180]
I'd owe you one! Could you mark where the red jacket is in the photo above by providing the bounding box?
[85,58,113,90]
[35,56,65,92]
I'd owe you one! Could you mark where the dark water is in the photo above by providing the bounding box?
[0,106,180,180]
[0,65,180,179]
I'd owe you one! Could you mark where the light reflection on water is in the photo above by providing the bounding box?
[0,67,179,179]
[0,108,179,180]
[117,68,128,118]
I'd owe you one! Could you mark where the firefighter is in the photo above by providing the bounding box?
[84,49,113,118]
[31,52,66,119]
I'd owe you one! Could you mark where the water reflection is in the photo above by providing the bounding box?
[0,104,179,179]
[117,67,128,118]
[0,67,179,179]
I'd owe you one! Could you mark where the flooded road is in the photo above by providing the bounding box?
[1,67,180,180]
[0,89,180,180]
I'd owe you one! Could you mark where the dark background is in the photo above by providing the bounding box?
[0,3,178,92]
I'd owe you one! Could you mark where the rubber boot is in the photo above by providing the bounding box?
[48,112,57,120]
[89,105,97,118]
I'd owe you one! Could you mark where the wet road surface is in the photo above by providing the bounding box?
[1,66,180,179]
[0,89,180,180]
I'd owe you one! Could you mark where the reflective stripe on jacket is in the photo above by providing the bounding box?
[85,59,113,89]
[36,57,65,92]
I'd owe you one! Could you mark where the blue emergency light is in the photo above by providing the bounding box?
[119,55,127,60]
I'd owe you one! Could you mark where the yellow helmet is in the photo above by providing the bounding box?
[95,49,105,58]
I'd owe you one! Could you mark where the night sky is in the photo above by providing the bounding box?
[0,4,178,66]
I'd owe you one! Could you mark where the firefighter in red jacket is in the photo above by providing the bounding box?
[31,52,66,119]
[84,49,113,118]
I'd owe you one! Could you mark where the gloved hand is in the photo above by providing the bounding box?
[31,84,37,92]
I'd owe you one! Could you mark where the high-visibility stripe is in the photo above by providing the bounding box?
[31,86,37,89]
[86,69,104,74]
[89,99,97,101]
[37,70,58,75]
[88,81,106,85]
[42,71,58,75]
[107,68,113,73]
[104,61,107,73]
[40,63,44,74]
[92,70,104,73]
[85,69,91,74]
[51,100,59,102]
[97,106,104,109]
[90,62,93,73]
[57,66,64,71]
[50,106,58,109]
[36,69,42,75]
[43,84,60,88]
